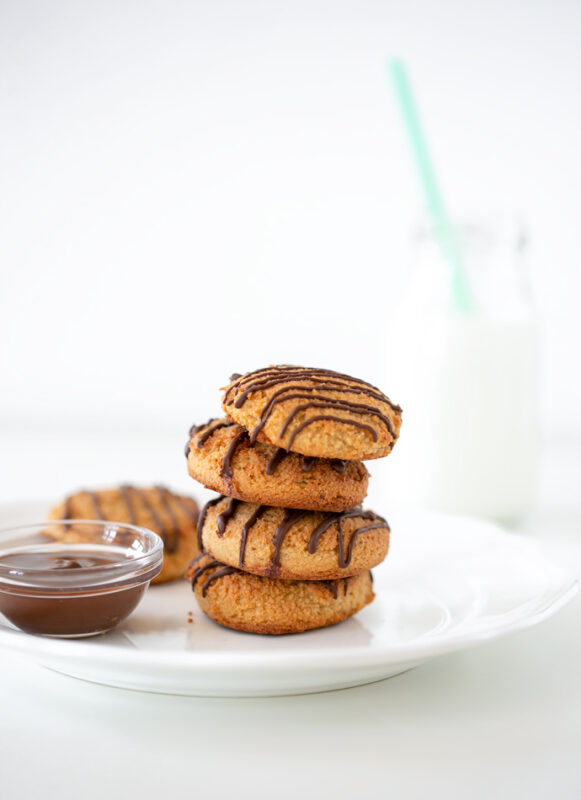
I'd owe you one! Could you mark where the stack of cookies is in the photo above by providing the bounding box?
[185,365,402,635]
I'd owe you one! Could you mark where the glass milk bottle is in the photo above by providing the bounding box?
[385,217,540,522]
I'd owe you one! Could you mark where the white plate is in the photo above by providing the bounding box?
[0,499,576,697]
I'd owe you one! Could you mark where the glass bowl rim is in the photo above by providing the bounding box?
[0,520,164,590]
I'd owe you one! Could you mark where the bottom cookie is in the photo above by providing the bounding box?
[187,553,374,635]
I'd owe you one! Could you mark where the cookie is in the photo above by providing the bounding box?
[197,495,389,580]
[188,553,374,634]
[185,418,369,512]
[222,365,402,461]
[47,485,199,584]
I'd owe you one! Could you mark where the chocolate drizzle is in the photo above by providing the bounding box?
[265,448,287,475]
[271,509,310,572]
[187,419,247,487]
[220,428,248,484]
[62,495,72,521]
[277,397,394,438]
[128,487,168,548]
[224,366,400,451]
[61,485,196,554]
[248,385,397,445]
[216,496,239,535]
[227,366,399,407]
[307,509,387,568]
[86,490,106,520]
[189,555,237,597]
[132,485,180,553]
[193,419,235,448]
[198,496,266,569]
[197,496,223,550]
[239,505,268,568]
[287,415,378,449]
[171,493,199,526]
[224,366,392,408]
[320,580,338,599]
[153,486,181,552]
[119,485,137,524]
[190,419,351,481]
[189,553,352,600]
[265,447,343,477]
[320,577,350,599]
[198,496,388,572]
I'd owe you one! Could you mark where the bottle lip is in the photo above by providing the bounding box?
[0,520,164,593]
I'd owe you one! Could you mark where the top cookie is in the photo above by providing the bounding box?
[222,365,402,461]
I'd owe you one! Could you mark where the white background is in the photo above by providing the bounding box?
[1,0,580,459]
[1,6,581,797]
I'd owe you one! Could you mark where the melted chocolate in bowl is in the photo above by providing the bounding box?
[0,522,163,638]
[0,550,148,636]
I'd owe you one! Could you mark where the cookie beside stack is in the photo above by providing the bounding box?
[185,365,402,635]
[48,485,199,584]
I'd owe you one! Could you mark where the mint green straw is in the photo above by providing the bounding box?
[389,59,472,313]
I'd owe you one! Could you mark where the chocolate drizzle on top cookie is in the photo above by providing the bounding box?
[224,366,388,406]
[197,496,388,573]
[60,486,197,554]
[223,365,400,450]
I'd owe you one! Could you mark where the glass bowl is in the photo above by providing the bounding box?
[0,520,163,637]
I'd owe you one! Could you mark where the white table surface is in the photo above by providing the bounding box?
[1,430,580,800]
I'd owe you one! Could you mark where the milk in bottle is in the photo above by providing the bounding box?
[385,219,540,522]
